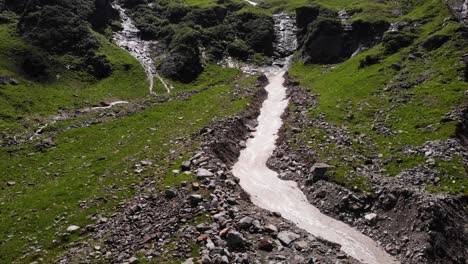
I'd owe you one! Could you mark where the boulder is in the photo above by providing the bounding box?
[238,216,254,229]
[225,230,245,248]
[196,168,214,179]
[277,231,300,246]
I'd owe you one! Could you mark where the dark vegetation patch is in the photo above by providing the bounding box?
[295,6,389,64]
[121,0,274,82]
[1,0,117,80]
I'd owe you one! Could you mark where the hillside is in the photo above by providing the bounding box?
[0,0,466,263]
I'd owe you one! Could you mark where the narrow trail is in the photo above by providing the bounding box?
[112,3,173,94]
[231,11,400,264]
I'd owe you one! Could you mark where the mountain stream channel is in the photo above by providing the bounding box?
[233,2,399,263]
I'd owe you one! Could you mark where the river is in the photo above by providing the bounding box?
[232,7,399,264]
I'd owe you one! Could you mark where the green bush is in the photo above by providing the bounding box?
[382,32,416,54]
[19,50,51,80]
[19,4,98,55]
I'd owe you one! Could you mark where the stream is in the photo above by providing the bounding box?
[232,8,399,264]
[112,3,173,94]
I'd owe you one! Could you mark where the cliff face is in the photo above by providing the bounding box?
[446,0,468,26]
[295,7,389,64]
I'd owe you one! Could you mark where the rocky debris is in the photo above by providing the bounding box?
[196,168,214,179]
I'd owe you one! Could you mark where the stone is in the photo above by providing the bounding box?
[225,230,245,248]
[201,255,212,264]
[66,225,80,233]
[192,182,200,191]
[310,163,333,181]
[164,189,177,198]
[6,181,16,186]
[238,216,254,229]
[188,194,203,206]
[364,213,377,221]
[277,231,300,246]
[197,168,214,179]
[181,161,191,171]
[140,160,152,166]
[197,234,209,242]
[264,224,278,234]
[128,256,139,264]
[258,238,274,252]
[294,240,308,251]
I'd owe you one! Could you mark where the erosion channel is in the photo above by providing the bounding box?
[232,9,399,264]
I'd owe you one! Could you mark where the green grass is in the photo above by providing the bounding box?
[288,0,468,193]
[0,23,148,138]
[0,72,253,263]
[153,64,240,95]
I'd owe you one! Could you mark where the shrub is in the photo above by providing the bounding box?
[85,54,113,79]
[19,5,98,54]
[382,32,416,54]
[19,50,51,80]
[227,39,252,59]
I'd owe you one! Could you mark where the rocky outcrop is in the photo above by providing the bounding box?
[296,7,389,64]
[446,0,468,26]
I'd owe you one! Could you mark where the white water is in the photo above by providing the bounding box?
[112,3,173,94]
[244,0,258,6]
[232,68,399,264]
[85,101,129,111]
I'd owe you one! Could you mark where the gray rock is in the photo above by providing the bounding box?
[277,231,300,246]
[310,163,334,181]
[140,160,152,166]
[128,256,139,264]
[294,240,308,251]
[201,255,212,264]
[197,168,214,179]
[188,194,203,206]
[66,225,80,233]
[164,189,177,198]
[181,161,191,171]
[364,213,377,221]
[238,216,254,229]
[264,224,278,233]
[225,230,245,248]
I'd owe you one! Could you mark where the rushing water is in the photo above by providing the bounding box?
[231,12,399,264]
[112,3,172,94]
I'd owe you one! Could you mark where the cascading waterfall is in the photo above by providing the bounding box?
[231,12,400,264]
[112,3,173,94]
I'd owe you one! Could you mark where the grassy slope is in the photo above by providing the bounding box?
[0,23,148,137]
[288,0,467,193]
[0,65,253,262]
